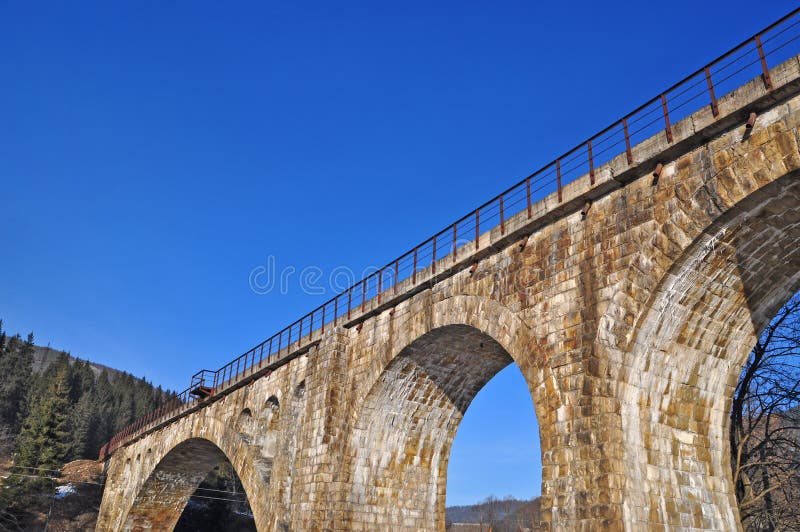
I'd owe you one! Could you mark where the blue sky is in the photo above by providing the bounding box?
[1,0,796,506]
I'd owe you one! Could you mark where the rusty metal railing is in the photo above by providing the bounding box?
[99,7,800,460]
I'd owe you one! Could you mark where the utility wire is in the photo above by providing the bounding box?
[3,471,252,498]
[7,465,63,473]
[2,472,104,486]
[189,494,249,504]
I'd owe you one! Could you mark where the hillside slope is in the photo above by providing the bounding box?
[31,346,123,379]
[0,324,172,531]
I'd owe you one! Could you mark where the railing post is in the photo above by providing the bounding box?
[755,35,773,90]
[361,279,366,312]
[623,118,633,164]
[587,140,595,185]
[412,248,418,284]
[499,196,505,235]
[321,304,326,333]
[394,259,399,294]
[661,94,673,143]
[334,297,339,327]
[704,67,719,117]
[347,288,352,320]
[475,210,480,250]
[377,269,383,304]
[556,160,562,202]
[432,238,437,274]
[526,177,532,218]
[452,224,458,263]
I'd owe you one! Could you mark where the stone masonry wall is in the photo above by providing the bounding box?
[97,56,800,531]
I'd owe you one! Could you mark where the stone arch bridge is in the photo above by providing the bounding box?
[98,16,800,531]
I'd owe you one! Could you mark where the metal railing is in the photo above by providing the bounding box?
[99,7,800,460]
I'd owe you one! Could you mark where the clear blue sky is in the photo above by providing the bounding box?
[1,0,796,506]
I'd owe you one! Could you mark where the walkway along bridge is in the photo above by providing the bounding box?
[98,9,800,530]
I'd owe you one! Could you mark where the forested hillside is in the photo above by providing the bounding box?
[0,321,172,530]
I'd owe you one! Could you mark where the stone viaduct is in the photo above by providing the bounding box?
[97,33,800,532]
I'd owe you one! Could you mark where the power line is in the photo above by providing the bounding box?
[1,472,104,486]
[189,494,249,504]
[7,465,63,474]
[193,486,247,496]
[1,472,58,482]
[2,471,253,499]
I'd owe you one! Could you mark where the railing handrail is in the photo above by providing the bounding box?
[100,7,800,459]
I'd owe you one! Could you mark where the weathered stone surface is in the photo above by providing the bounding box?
[97,58,800,531]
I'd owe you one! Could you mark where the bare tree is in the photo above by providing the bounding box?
[520,496,541,530]
[485,494,497,531]
[731,294,800,530]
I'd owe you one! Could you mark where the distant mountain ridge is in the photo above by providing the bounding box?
[32,345,128,380]
[446,496,541,530]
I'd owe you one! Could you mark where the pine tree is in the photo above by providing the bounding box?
[92,371,115,456]
[71,392,97,460]
[69,359,95,403]
[0,328,34,430]
[15,364,73,470]
[0,320,6,354]
[115,382,136,431]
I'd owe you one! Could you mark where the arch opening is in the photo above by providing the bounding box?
[250,397,281,484]
[446,362,542,529]
[619,172,800,529]
[175,457,256,532]
[345,324,543,530]
[122,438,255,531]
[236,408,255,444]
[729,290,800,530]
[264,395,280,431]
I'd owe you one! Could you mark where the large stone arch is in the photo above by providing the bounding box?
[617,171,800,529]
[121,437,248,531]
[339,294,554,530]
[99,403,284,530]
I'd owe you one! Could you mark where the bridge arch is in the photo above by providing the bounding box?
[101,402,285,531]
[341,295,554,529]
[121,437,250,530]
[618,171,800,528]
